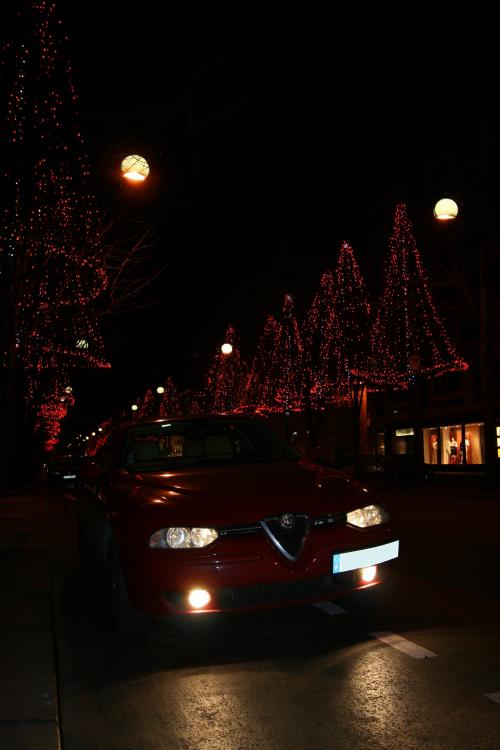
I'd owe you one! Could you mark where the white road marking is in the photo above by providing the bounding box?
[369,631,437,659]
[312,601,347,615]
[485,692,500,704]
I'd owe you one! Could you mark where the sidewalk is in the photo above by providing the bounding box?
[0,484,61,750]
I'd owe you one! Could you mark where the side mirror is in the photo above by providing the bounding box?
[79,461,105,481]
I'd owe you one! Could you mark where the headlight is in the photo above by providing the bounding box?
[149,527,219,549]
[346,504,389,528]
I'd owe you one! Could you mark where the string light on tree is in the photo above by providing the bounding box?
[241,315,280,412]
[204,325,245,412]
[0,1,109,452]
[303,270,336,409]
[157,376,180,417]
[328,241,371,405]
[256,295,304,414]
[303,244,371,408]
[356,203,468,390]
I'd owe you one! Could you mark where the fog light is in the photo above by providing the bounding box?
[360,565,377,583]
[188,589,211,609]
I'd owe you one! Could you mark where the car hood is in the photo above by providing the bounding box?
[122,460,376,525]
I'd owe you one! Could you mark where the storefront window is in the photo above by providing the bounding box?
[440,425,461,465]
[463,423,484,464]
[439,423,485,465]
[422,427,439,464]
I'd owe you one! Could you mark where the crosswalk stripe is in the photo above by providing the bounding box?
[312,601,347,615]
[370,631,437,659]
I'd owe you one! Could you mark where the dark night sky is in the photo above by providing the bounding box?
[45,2,500,436]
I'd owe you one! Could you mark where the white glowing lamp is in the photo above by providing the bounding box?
[121,154,150,182]
[433,198,458,221]
[221,343,233,355]
[156,386,165,394]
[131,404,138,412]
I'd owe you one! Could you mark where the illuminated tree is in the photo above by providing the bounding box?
[204,324,245,412]
[359,203,468,389]
[0,1,110,481]
[157,376,181,417]
[241,314,280,412]
[85,417,113,457]
[137,388,156,418]
[264,294,304,414]
[302,270,336,409]
[303,242,370,407]
[327,240,371,403]
[34,378,75,452]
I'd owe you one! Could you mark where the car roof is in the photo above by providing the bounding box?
[121,412,265,429]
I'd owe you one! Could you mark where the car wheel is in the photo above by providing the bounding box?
[106,543,150,639]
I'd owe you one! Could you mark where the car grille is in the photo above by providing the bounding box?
[215,572,356,609]
[218,512,346,561]
[261,514,309,560]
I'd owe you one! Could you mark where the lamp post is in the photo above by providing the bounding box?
[351,375,365,479]
[408,353,422,480]
[432,196,498,479]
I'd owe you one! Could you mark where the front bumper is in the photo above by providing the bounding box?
[164,567,391,613]
[121,530,399,616]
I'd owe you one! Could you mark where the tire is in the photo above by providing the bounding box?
[106,543,150,639]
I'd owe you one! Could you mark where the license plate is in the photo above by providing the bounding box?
[332,540,399,574]
[63,474,77,479]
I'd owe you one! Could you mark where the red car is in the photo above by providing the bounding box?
[78,414,399,636]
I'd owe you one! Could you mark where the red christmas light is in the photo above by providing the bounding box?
[203,325,246,412]
[1,2,110,448]
[241,315,280,412]
[303,242,371,407]
[249,295,304,414]
[356,203,468,389]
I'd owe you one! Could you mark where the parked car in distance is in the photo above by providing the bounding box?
[77,414,399,636]
[44,452,82,486]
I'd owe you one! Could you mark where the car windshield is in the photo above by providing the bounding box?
[123,418,302,472]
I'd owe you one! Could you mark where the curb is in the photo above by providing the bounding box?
[0,486,62,750]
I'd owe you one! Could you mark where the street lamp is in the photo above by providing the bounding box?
[221,342,233,355]
[433,197,458,221]
[120,154,150,183]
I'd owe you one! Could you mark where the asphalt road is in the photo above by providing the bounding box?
[49,480,500,750]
